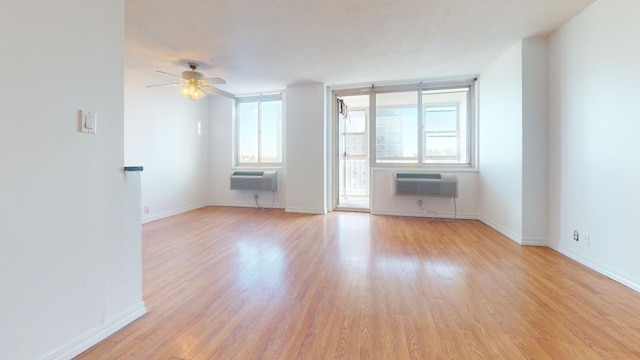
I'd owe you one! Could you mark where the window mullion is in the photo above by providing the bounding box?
[257,100,262,165]
[417,91,424,164]
[234,101,239,166]
[369,93,376,167]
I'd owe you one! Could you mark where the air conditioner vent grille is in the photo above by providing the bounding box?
[232,171,265,177]
[230,171,278,191]
[396,173,441,180]
[394,172,457,197]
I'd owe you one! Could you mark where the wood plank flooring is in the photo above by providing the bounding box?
[77,207,640,359]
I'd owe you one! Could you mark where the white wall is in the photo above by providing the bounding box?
[478,42,525,241]
[125,68,211,223]
[522,38,549,244]
[547,0,640,290]
[478,38,548,245]
[0,1,145,359]
[285,83,327,214]
[208,95,287,208]
[371,170,478,218]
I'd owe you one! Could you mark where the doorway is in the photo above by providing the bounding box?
[336,94,370,210]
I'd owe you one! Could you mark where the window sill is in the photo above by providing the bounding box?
[371,164,478,173]
[233,165,285,171]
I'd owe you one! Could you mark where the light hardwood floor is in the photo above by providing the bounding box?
[77,207,640,359]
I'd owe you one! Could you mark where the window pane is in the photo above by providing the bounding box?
[422,88,469,164]
[237,102,258,163]
[375,92,418,163]
[346,109,366,133]
[425,135,458,157]
[260,100,282,163]
[345,134,366,156]
[425,106,457,131]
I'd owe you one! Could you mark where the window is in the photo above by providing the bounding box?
[375,92,418,163]
[345,109,367,156]
[236,95,283,166]
[373,82,473,166]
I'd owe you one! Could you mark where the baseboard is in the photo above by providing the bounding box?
[521,237,547,246]
[548,242,640,293]
[208,201,285,209]
[285,207,327,215]
[43,301,147,360]
[370,209,477,220]
[478,216,522,244]
[142,203,208,224]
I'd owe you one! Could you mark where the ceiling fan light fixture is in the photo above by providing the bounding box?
[148,62,232,100]
[182,81,206,101]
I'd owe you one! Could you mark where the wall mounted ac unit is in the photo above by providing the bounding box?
[394,173,458,197]
[230,171,278,191]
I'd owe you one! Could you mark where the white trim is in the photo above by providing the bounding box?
[208,201,285,209]
[335,206,370,213]
[285,207,327,215]
[548,242,640,293]
[521,237,547,246]
[42,302,147,360]
[478,216,522,244]
[328,76,479,92]
[232,165,285,171]
[370,209,477,220]
[141,203,208,224]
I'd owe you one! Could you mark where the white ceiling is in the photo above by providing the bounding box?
[125,0,595,95]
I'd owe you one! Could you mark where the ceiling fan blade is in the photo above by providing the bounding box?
[146,82,183,88]
[204,77,227,85]
[156,70,183,79]
[202,84,234,98]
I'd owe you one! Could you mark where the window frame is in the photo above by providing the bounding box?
[234,94,284,168]
[423,103,461,162]
[371,80,476,169]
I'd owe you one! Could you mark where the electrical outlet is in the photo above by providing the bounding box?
[582,234,590,247]
[144,206,149,214]
[573,230,579,242]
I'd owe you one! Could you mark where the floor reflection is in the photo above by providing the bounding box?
[236,240,285,293]
[426,258,463,280]
[337,214,371,274]
[335,213,464,283]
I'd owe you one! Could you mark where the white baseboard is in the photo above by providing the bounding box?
[521,237,547,246]
[478,216,522,244]
[142,203,208,224]
[478,217,548,246]
[548,242,640,293]
[285,207,327,215]
[370,209,477,220]
[43,301,147,360]
[208,201,285,209]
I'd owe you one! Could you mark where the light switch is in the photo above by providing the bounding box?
[81,110,97,134]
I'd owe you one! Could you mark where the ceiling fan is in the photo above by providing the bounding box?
[147,62,234,100]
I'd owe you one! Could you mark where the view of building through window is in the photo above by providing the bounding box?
[375,87,470,165]
[375,92,418,163]
[336,83,473,209]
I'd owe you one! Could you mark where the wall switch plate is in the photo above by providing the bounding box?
[80,110,97,134]
[582,234,590,247]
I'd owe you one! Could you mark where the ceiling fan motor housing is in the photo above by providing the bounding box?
[182,70,205,81]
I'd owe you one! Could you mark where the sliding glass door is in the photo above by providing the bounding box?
[337,94,370,210]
